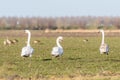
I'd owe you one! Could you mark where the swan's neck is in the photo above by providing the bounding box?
[27,32,31,46]
[56,39,62,48]
[101,31,104,44]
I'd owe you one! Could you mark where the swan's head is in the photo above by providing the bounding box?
[25,30,30,33]
[57,36,63,42]
[99,29,104,32]
[98,29,104,33]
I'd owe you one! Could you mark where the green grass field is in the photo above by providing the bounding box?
[0,36,120,79]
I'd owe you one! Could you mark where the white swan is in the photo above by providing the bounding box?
[99,29,109,55]
[21,30,34,57]
[51,36,63,57]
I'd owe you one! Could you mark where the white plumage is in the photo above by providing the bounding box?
[100,43,109,54]
[99,29,109,55]
[51,36,63,57]
[21,30,34,57]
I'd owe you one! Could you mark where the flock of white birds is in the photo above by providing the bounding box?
[4,29,109,58]
[21,29,109,57]
[21,30,64,57]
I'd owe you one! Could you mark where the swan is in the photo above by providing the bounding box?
[99,29,109,55]
[21,30,34,57]
[51,36,63,57]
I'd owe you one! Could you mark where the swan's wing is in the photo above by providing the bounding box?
[51,47,59,55]
[100,43,109,54]
[21,46,34,57]
[106,44,109,53]
[51,47,63,56]
[59,48,63,55]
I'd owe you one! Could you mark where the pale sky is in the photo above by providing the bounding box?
[0,0,119,17]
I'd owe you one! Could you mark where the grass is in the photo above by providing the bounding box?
[0,36,120,79]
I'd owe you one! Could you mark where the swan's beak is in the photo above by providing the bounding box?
[24,30,27,33]
[98,30,100,33]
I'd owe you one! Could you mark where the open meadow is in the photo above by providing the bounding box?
[0,30,120,80]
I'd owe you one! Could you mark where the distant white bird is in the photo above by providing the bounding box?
[12,39,18,43]
[83,39,88,42]
[21,30,34,57]
[99,29,109,55]
[51,36,63,57]
[33,40,40,44]
[4,37,14,46]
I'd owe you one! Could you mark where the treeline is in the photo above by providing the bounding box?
[0,16,120,30]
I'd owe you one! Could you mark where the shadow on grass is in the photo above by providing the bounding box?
[41,57,120,62]
[68,57,81,61]
[42,58,52,61]
[77,58,120,63]
[110,59,120,62]
[98,58,120,62]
